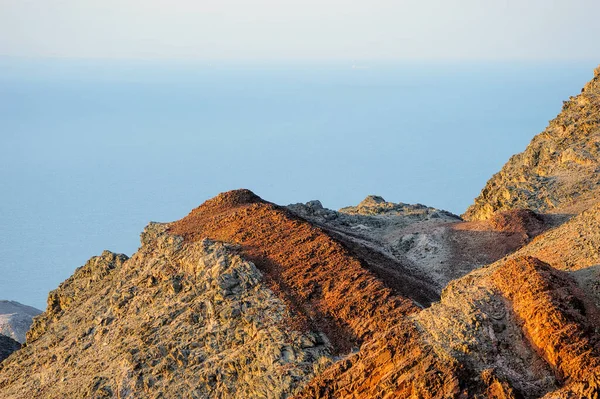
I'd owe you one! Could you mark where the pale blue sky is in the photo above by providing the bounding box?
[1,0,599,61]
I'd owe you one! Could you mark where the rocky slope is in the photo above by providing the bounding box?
[0,335,20,363]
[0,300,42,344]
[464,66,600,221]
[294,255,600,399]
[0,190,436,398]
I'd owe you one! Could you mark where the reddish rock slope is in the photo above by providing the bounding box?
[169,189,431,352]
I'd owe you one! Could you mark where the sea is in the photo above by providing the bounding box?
[0,58,596,309]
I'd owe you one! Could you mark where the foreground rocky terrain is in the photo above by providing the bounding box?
[0,65,599,398]
[0,300,42,344]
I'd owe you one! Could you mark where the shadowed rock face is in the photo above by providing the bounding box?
[0,335,20,363]
[464,66,600,221]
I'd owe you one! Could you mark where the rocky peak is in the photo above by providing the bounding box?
[196,188,265,210]
[358,195,387,206]
[169,190,422,349]
[340,195,460,219]
[464,65,600,221]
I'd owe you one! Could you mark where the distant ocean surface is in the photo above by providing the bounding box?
[0,58,595,309]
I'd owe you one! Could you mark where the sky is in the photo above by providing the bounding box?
[1,0,600,61]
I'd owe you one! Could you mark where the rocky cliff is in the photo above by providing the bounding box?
[464,66,600,221]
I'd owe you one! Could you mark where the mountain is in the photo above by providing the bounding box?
[464,66,600,221]
[0,301,42,344]
[0,335,20,363]
[0,190,422,398]
[1,189,597,398]
[1,66,600,398]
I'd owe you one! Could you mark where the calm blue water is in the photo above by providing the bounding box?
[0,59,595,309]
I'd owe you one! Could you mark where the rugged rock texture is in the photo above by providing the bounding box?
[0,223,334,398]
[293,255,600,398]
[464,66,600,221]
[514,202,600,271]
[496,202,600,311]
[0,301,42,344]
[0,335,20,363]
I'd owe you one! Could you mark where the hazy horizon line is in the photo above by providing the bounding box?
[1,54,598,66]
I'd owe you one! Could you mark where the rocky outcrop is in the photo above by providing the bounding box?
[0,222,334,398]
[26,251,129,343]
[168,189,423,350]
[492,258,600,398]
[0,335,20,363]
[464,65,600,221]
[339,195,459,219]
[0,301,42,344]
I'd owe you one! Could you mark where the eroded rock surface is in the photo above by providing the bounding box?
[294,256,600,398]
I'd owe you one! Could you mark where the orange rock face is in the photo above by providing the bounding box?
[493,257,600,397]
